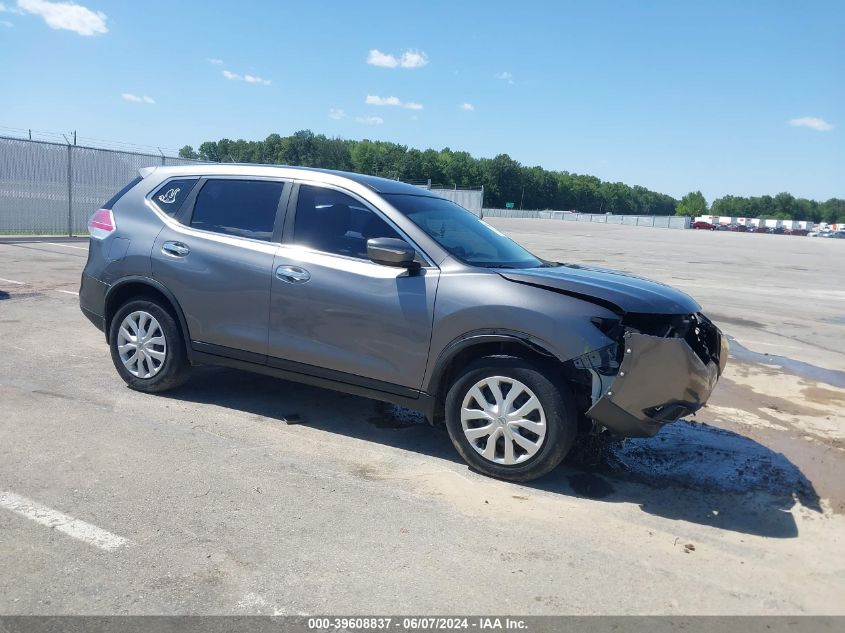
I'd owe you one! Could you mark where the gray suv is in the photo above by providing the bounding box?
[80,165,728,481]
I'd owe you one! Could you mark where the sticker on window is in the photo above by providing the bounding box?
[151,179,198,216]
[158,188,181,204]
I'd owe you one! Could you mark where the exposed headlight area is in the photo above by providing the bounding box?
[621,312,726,374]
[567,311,728,437]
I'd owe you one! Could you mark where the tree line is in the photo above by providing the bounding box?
[676,191,843,224]
[179,130,843,222]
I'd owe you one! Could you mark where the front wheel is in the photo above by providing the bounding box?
[108,298,191,393]
[444,356,577,482]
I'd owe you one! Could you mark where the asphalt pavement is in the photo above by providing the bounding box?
[1,227,843,615]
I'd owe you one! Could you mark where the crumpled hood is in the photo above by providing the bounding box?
[499,264,701,315]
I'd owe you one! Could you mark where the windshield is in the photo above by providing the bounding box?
[383,194,543,269]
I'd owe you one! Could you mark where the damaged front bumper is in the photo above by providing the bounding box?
[572,315,729,438]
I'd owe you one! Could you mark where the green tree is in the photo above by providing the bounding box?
[186,129,835,221]
[197,141,220,162]
[178,145,199,159]
[820,199,845,224]
[675,191,708,217]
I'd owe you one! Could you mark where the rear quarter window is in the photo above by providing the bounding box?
[150,178,200,216]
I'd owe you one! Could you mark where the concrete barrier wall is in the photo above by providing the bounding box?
[429,188,484,216]
[480,208,544,219]
[482,208,691,229]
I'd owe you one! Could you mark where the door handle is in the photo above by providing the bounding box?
[161,241,190,257]
[275,265,311,284]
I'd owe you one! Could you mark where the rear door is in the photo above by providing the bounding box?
[151,177,289,359]
[267,183,439,390]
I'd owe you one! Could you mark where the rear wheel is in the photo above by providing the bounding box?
[444,356,577,482]
[109,298,191,393]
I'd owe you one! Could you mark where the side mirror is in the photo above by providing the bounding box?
[367,237,420,270]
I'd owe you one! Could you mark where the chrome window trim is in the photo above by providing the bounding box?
[144,175,289,252]
[276,242,430,270]
[147,201,281,254]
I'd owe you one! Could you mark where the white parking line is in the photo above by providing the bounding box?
[0,491,130,551]
[0,277,25,285]
[42,242,88,251]
[55,290,79,296]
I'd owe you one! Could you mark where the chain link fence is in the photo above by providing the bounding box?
[0,134,490,235]
[483,208,691,229]
[0,136,202,235]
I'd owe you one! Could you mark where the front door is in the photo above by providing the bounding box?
[267,184,438,390]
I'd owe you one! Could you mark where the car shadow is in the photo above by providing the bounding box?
[532,420,823,539]
[164,367,821,539]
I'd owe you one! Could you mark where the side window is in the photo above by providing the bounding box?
[151,178,199,216]
[292,185,400,258]
[190,179,283,241]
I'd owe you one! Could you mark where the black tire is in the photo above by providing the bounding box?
[444,356,577,482]
[108,298,191,393]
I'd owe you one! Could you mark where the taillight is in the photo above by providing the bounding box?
[88,209,116,239]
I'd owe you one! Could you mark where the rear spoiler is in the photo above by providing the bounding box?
[138,166,158,179]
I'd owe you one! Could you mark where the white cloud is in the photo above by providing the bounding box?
[206,57,223,65]
[460,102,475,111]
[496,71,514,84]
[243,74,271,85]
[788,117,833,132]
[365,94,422,109]
[121,93,154,104]
[367,49,398,68]
[328,108,347,120]
[366,48,428,69]
[17,0,107,36]
[0,19,12,26]
[366,94,400,106]
[222,69,271,85]
[356,116,384,125]
[399,50,428,68]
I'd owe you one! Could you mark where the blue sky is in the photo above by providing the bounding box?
[1,0,842,202]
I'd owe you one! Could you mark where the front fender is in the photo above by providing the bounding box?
[424,271,619,390]
[424,329,559,394]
